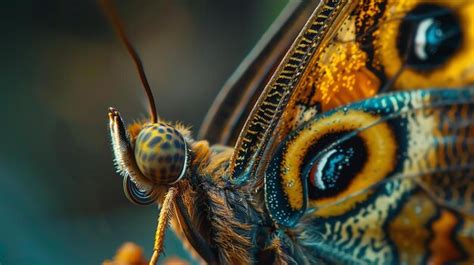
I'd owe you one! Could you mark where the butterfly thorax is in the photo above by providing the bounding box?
[170,139,279,264]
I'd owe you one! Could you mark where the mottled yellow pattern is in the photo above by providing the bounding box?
[429,210,462,264]
[388,192,437,264]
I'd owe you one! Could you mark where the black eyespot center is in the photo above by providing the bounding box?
[397,3,462,71]
[305,132,368,200]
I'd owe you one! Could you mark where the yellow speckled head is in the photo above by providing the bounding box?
[134,123,187,185]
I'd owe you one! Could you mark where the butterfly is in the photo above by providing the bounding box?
[104,0,474,264]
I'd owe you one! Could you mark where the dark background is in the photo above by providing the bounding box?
[0,1,288,264]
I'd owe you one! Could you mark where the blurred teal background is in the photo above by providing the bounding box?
[0,1,287,264]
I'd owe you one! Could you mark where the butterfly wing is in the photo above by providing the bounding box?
[227,0,474,184]
[198,1,318,146]
[267,88,474,263]
[227,0,357,183]
[266,88,474,224]
[221,0,474,263]
[261,0,474,223]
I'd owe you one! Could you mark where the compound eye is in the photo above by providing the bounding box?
[397,4,462,70]
[134,123,187,185]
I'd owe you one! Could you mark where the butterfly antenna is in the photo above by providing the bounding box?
[101,0,158,123]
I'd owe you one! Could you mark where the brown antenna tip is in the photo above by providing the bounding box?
[100,0,158,123]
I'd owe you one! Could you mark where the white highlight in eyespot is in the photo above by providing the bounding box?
[313,149,337,190]
[415,18,434,61]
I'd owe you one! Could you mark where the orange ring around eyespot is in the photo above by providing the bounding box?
[281,109,396,216]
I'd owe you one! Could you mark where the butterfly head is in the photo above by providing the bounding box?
[108,107,190,206]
